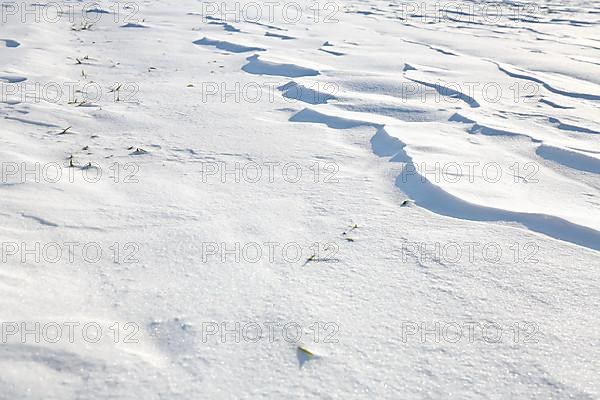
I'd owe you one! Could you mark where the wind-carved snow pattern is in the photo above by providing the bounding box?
[1,0,599,398]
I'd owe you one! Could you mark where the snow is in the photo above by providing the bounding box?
[0,0,599,398]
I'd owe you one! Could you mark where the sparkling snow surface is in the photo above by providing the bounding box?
[0,0,599,398]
